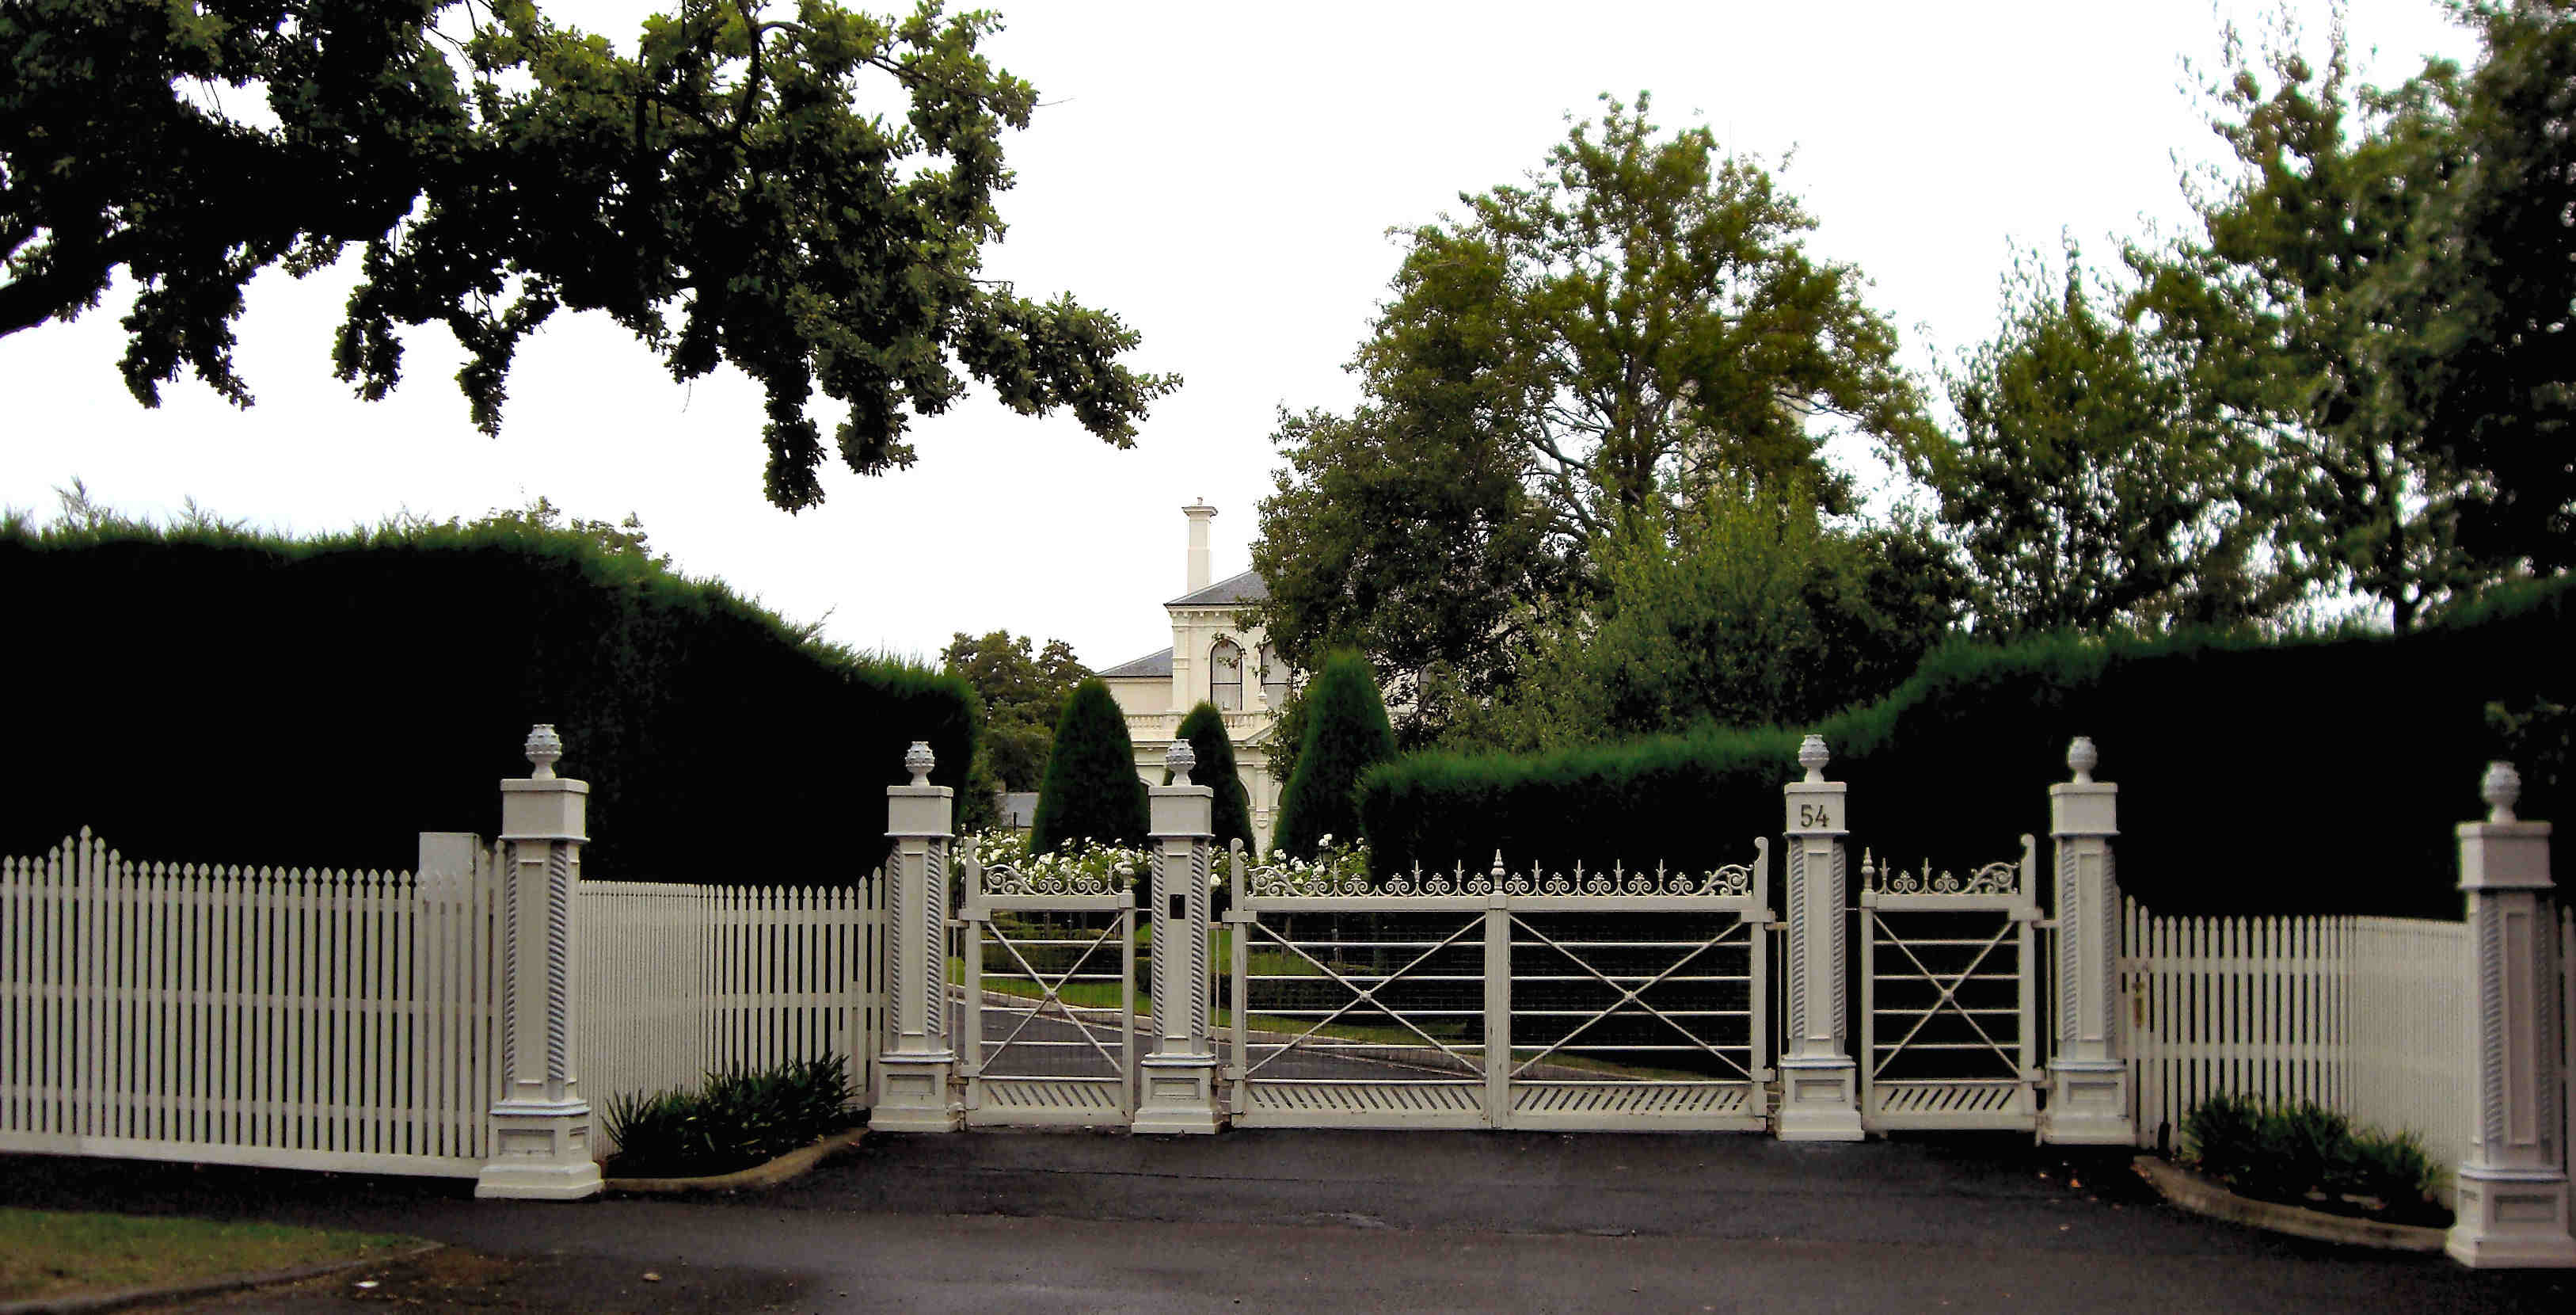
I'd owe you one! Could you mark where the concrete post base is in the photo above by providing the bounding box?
[475,1100,602,1200]
[2447,1166,2576,1268]
[2041,1058,2137,1145]
[1132,1054,1224,1135]
[872,1053,961,1133]
[1775,1057,1863,1141]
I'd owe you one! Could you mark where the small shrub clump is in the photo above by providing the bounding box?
[1273,654,1396,860]
[601,1055,858,1179]
[2182,1092,2446,1226]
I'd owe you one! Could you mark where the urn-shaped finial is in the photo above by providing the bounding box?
[1797,734,1830,783]
[904,741,935,787]
[2481,760,2521,824]
[2067,736,2099,785]
[524,724,564,780]
[1166,739,1197,787]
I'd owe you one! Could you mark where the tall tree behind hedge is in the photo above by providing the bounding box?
[1164,702,1256,856]
[1273,654,1396,860]
[1029,678,1147,853]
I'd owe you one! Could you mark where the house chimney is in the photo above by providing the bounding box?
[1183,500,1216,594]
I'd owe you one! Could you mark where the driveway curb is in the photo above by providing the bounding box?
[2131,1154,2449,1251]
[0,1241,443,1315]
[603,1128,868,1195]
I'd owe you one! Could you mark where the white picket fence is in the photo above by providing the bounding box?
[2123,899,2475,1184]
[575,875,885,1138]
[0,831,497,1177]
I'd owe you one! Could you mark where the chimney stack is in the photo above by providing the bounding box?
[1183,500,1216,594]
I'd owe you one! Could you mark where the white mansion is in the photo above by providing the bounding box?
[1099,501,1290,845]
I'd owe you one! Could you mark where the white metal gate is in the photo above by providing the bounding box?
[1224,844,1771,1130]
[957,844,1136,1126]
[1856,839,2042,1131]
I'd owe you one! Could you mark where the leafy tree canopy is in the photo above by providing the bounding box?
[1920,242,2299,639]
[942,629,1087,792]
[1027,677,1145,854]
[1252,93,1937,743]
[1,0,1178,510]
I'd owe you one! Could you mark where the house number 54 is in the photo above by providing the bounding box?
[1798,803,1833,828]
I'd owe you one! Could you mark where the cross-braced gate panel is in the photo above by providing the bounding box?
[1227,844,1769,1130]
[957,847,1134,1126]
[1858,838,2041,1131]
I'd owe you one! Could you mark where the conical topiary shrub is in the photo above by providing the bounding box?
[1029,678,1148,854]
[1165,701,1257,858]
[1272,653,1395,860]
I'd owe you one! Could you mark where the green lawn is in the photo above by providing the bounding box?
[0,1208,420,1302]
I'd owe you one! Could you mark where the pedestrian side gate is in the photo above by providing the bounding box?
[956,844,1136,1126]
[1856,839,2043,1132]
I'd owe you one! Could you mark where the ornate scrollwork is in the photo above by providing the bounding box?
[979,860,1117,898]
[1242,852,1759,898]
[1864,846,2021,896]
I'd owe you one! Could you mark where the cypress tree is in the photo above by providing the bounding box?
[1164,701,1257,858]
[1272,653,1396,860]
[1029,677,1149,853]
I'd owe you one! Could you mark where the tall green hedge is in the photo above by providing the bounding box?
[1358,579,2576,918]
[1166,701,1257,857]
[1029,678,1148,853]
[1273,653,1397,860]
[1,520,976,882]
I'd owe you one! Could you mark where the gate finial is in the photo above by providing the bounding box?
[2066,736,2098,784]
[2480,759,2521,823]
[904,741,935,786]
[1166,739,1196,787]
[1797,734,1829,783]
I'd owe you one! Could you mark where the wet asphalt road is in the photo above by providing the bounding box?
[9,1129,2573,1314]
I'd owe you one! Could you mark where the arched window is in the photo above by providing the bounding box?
[1210,639,1243,711]
[1258,645,1289,709]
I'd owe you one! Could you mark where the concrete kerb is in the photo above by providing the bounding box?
[603,1128,869,1196]
[2131,1154,2450,1252]
[0,1241,445,1315]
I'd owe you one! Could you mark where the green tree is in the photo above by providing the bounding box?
[2129,13,2494,630]
[1271,653,1395,860]
[1455,485,1962,753]
[1923,244,2295,638]
[941,630,1088,792]
[1164,702,1255,858]
[2374,0,2576,575]
[0,0,1177,510]
[1252,93,1936,736]
[1027,677,1145,855]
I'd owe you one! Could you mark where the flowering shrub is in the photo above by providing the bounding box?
[962,829,1151,891]
[1237,833,1373,894]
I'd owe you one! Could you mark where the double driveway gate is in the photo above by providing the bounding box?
[897,738,2118,1140]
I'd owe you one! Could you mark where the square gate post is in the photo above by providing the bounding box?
[2042,737,2135,1145]
[873,741,962,1132]
[2447,760,2576,1268]
[1778,734,1863,1141]
[1136,742,1224,1134]
[476,725,604,1200]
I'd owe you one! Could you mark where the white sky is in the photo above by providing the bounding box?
[0,1,2484,672]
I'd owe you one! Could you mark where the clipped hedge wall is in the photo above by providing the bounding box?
[2,521,976,882]
[1359,579,2576,918]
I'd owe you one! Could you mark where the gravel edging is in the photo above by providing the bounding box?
[2131,1155,2449,1252]
[602,1127,868,1195]
[0,1240,443,1315]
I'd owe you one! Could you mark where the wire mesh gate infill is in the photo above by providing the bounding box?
[958,846,1136,1126]
[1857,840,2043,1132]
[1227,844,1771,1130]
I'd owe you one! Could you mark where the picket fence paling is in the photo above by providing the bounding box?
[0,831,495,1177]
[2123,898,2473,1185]
[573,872,883,1137]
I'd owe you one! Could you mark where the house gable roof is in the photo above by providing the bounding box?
[1169,569,1268,608]
[1098,646,1174,679]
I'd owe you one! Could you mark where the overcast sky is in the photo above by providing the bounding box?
[0,1,2486,673]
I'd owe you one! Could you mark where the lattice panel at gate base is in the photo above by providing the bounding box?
[1863,1080,2034,1131]
[1508,1081,1764,1130]
[1237,1081,1486,1128]
[966,1077,1128,1127]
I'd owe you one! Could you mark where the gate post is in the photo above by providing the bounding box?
[1778,734,1862,1141]
[2042,736,2134,1145]
[1136,742,1224,1134]
[873,741,962,1132]
[2446,760,2576,1267]
[475,725,604,1199]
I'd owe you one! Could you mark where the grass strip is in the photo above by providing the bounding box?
[0,1207,422,1302]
